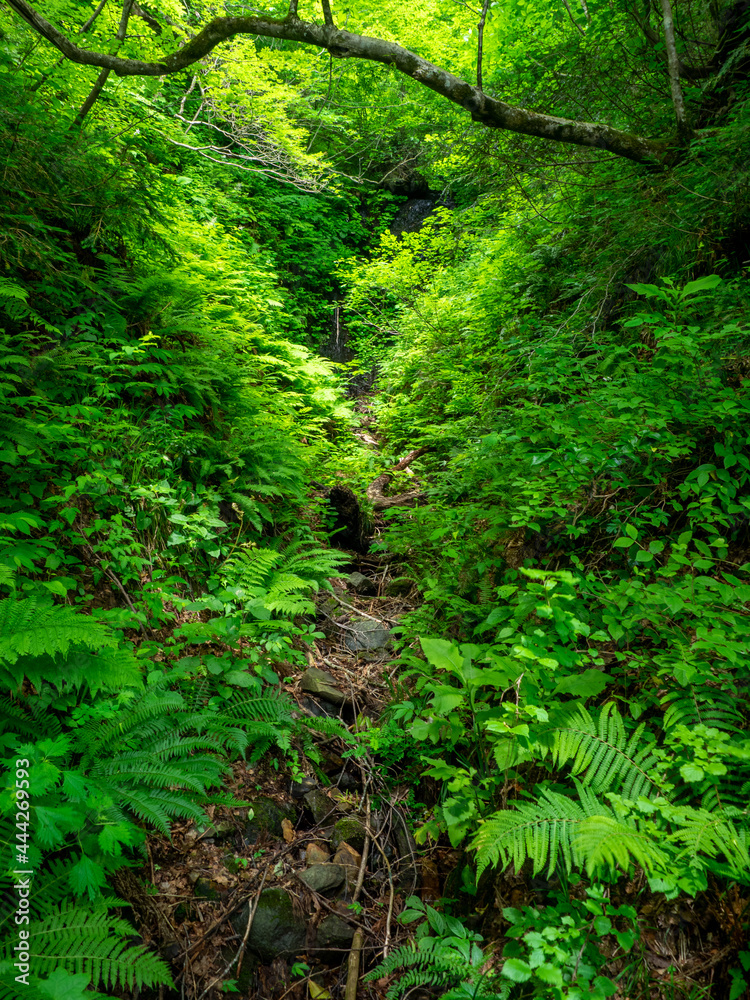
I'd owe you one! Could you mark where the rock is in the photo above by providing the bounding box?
[332,770,360,792]
[384,576,416,597]
[333,842,362,872]
[193,878,221,901]
[316,913,356,952]
[298,864,346,895]
[300,667,345,706]
[305,842,331,864]
[231,888,306,963]
[291,776,317,800]
[348,572,377,596]
[243,797,296,843]
[344,620,390,653]
[301,696,339,718]
[303,787,336,825]
[331,817,367,853]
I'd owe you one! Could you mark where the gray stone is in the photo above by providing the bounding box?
[316,913,356,951]
[300,667,345,706]
[298,864,346,895]
[348,572,377,596]
[344,620,391,653]
[303,787,336,825]
[231,888,306,963]
[384,577,416,597]
[331,817,367,853]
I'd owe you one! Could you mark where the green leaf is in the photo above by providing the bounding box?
[37,968,93,1000]
[420,636,464,675]
[501,958,533,982]
[553,669,611,698]
[535,963,563,986]
[681,274,722,297]
[679,763,704,782]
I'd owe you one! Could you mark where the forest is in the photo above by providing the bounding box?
[0,0,749,997]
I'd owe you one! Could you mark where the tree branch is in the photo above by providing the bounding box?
[71,0,134,128]
[320,0,334,28]
[560,0,586,36]
[476,0,490,90]
[4,0,670,163]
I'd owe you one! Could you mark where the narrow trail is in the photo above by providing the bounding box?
[126,400,443,1000]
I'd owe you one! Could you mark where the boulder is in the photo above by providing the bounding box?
[298,864,346,895]
[231,888,306,963]
[303,787,336,825]
[300,667,345,706]
[316,913,356,953]
[384,577,416,597]
[348,572,377,596]
[243,797,296,843]
[344,620,390,653]
[331,817,367,853]
[333,842,362,872]
[305,842,331,865]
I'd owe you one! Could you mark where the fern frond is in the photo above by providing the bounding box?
[667,806,749,875]
[660,683,743,734]
[0,903,173,990]
[538,704,660,800]
[573,815,668,876]
[473,784,612,878]
[0,598,115,667]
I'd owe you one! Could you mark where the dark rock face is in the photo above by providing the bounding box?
[389,198,437,236]
[348,571,377,596]
[301,667,345,705]
[326,486,371,554]
[316,913,356,953]
[232,888,306,962]
[303,788,336,826]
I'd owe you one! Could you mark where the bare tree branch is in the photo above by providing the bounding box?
[4,0,670,163]
[320,0,334,28]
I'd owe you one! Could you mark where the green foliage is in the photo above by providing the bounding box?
[499,884,639,999]
[365,896,509,1000]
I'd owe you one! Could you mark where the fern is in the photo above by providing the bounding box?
[0,598,116,674]
[535,703,660,800]
[660,679,743,734]
[0,903,173,993]
[473,784,622,879]
[573,815,668,876]
[365,900,507,1000]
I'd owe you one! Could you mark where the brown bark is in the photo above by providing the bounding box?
[366,448,429,511]
[4,0,670,163]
